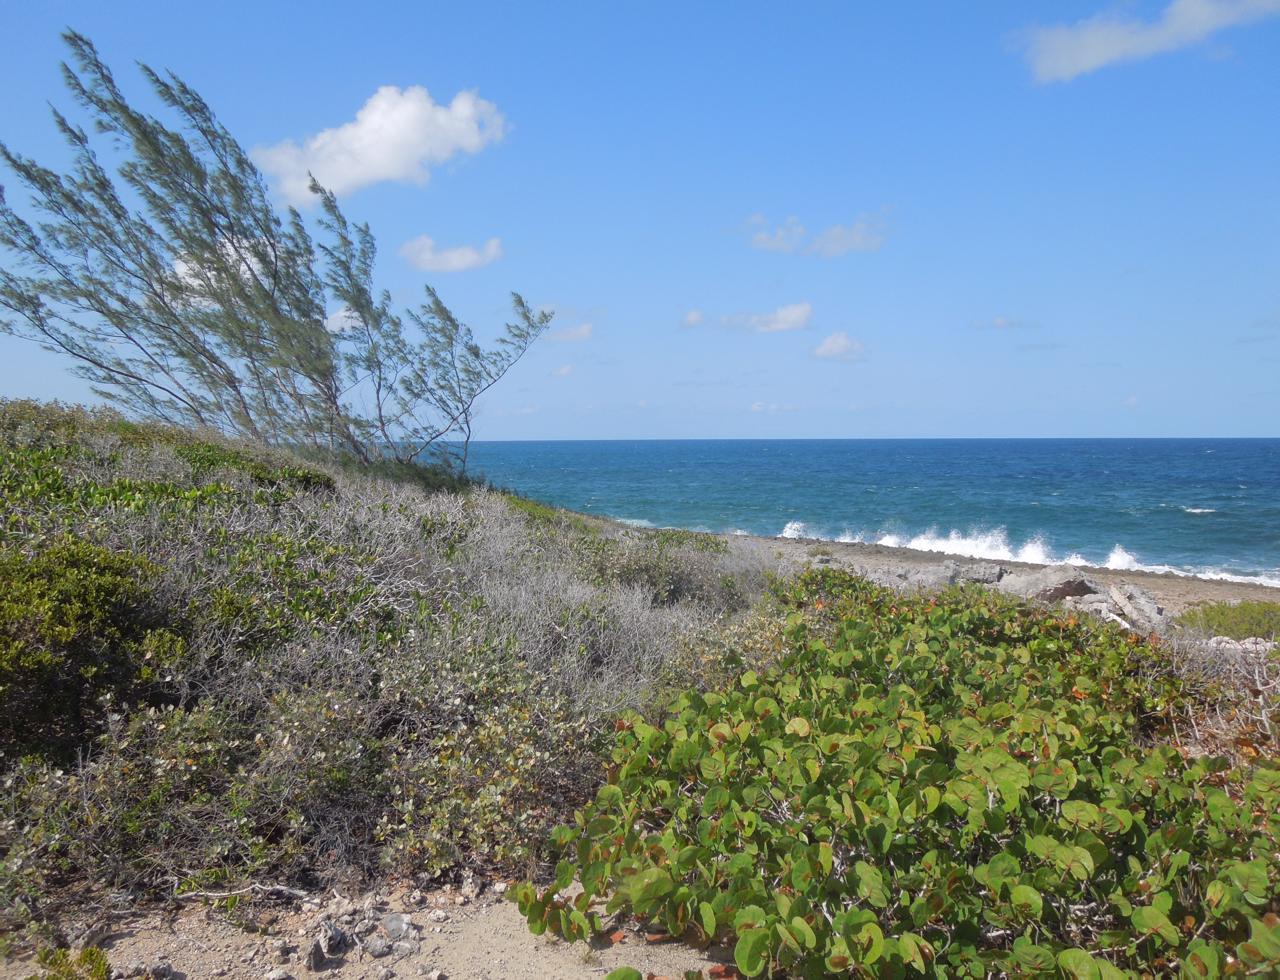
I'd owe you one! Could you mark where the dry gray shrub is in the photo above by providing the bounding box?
[1163,630,1279,750]
[2,407,791,911]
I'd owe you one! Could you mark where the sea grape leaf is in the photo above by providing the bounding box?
[734,928,771,977]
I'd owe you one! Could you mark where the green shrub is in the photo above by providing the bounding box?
[173,440,335,492]
[27,945,109,980]
[1178,600,1280,640]
[520,570,1280,977]
[0,538,178,758]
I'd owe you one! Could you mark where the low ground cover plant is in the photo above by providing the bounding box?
[520,571,1280,976]
[1177,601,1280,642]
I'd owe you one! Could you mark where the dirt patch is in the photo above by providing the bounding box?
[2,887,727,980]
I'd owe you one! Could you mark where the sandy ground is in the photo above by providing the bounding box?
[759,533,1280,617]
[1,885,730,980]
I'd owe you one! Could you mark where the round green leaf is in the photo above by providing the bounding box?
[734,927,772,977]
[1010,884,1043,919]
[1131,906,1180,946]
[1057,948,1102,979]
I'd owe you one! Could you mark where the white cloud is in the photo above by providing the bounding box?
[324,306,362,334]
[255,85,506,205]
[748,301,812,333]
[549,321,594,342]
[750,401,791,413]
[552,364,573,377]
[806,216,887,257]
[399,235,503,272]
[682,309,705,327]
[748,212,888,256]
[750,216,807,253]
[1022,0,1280,83]
[1124,394,1140,409]
[813,331,864,361]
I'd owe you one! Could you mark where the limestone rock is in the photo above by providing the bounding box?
[999,565,1100,602]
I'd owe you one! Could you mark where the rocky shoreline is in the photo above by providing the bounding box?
[757,532,1280,649]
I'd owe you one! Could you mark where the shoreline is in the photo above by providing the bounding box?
[736,530,1280,617]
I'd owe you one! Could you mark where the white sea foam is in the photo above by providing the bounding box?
[1181,507,1216,514]
[617,516,656,528]
[779,520,810,539]
[773,521,1280,589]
[868,527,1053,564]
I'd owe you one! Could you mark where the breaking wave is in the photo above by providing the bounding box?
[773,523,1280,588]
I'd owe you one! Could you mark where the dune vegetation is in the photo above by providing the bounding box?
[0,398,778,950]
[521,574,1279,977]
[1,399,1276,978]
[1177,601,1280,643]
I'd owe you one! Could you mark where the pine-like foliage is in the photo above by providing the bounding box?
[0,31,549,467]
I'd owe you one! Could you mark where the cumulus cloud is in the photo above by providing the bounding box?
[729,301,812,334]
[747,212,887,256]
[1021,0,1280,83]
[324,306,362,334]
[682,309,705,327]
[255,85,506,205]
[812,331,864,361]
[552,364,573,377]
[749,215,807,253]
[806,216,887,256]
[399,235,503,272]
[549,321,594,342]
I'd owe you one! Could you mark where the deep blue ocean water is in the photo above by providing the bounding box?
[466,439,1280,587]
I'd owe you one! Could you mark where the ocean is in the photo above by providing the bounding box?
[466,439,1280,588]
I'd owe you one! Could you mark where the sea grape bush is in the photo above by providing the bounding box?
[519,571,1280,977]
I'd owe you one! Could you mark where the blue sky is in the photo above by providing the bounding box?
[2,1,1278,438]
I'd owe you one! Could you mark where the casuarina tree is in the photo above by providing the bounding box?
[0,31,549,468]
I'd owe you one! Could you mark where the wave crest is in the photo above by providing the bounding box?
[774,522,1280,588]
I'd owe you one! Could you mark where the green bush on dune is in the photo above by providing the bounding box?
[1177,601,1280,641]
[0,538,176,759]
[521,571,1280,977]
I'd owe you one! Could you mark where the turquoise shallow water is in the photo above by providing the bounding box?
[466,439,1280,586]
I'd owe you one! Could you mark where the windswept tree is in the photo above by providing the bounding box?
[0,31,550,468]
